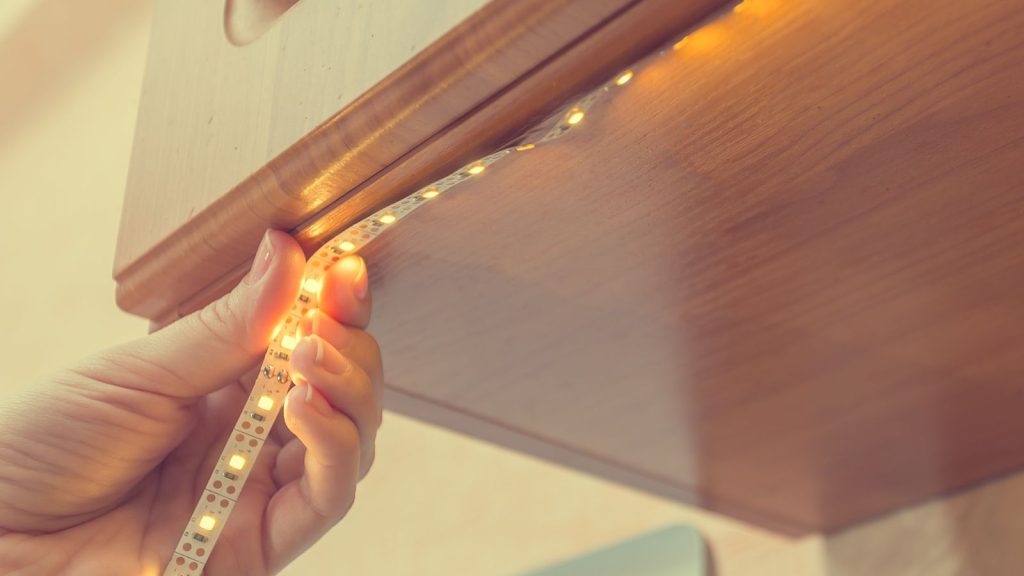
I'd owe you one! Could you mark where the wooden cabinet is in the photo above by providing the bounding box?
[116,0,1024,534]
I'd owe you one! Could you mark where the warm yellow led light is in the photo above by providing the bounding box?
[339,240,356,252]
[467,164,486,175]
[673,37,689,50]
[567,110,585,125]
[280,334,298,350]
[302,278,321,294]
[257,395,274,411]
[515,143,535,151]
[198,515,217,531]
[379,213,397,225]
[228,454,246,470]
[615,70,633,86]
[733,2,746,12]
[271,323,283,340]
[421,188,440,199]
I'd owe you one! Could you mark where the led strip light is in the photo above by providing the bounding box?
[162,2,750,567]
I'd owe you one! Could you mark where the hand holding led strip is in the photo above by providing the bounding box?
[163,66,633,575]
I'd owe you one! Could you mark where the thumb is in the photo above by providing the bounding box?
[114,230,306,399]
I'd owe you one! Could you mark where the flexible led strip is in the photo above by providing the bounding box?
[162,1,749,565]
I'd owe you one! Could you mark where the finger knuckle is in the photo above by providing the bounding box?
[193,295,243,345]
[336,418,362,453]
[351,331,384,384]
[349,368,375,405]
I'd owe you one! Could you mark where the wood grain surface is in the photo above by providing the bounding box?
[346,0,1023,533]
[115,0,725,319]
[121,0,1024,534]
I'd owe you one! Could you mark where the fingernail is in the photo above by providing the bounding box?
[295,336,322,365]
[352,258,368,301]
[246,231,274,285]
[303,384,335,417]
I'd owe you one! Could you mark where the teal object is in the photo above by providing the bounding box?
[518,525,709,576]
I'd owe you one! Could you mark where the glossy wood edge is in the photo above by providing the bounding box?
[115,0,726,319]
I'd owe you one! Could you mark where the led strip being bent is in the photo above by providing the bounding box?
[159,65,631,575]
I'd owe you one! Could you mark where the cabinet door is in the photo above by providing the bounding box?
[117,0,1024,534]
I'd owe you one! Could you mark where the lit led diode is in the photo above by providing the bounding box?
[280,332,299,351]
[301,277,322,295]
[228,454,247,471]
[198,515,217,531]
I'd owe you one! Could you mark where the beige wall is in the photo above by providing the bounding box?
[0,5,152,382]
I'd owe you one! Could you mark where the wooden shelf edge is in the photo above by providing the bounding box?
[118,0,668,318]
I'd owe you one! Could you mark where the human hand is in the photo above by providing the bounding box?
[0,230,383,575]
